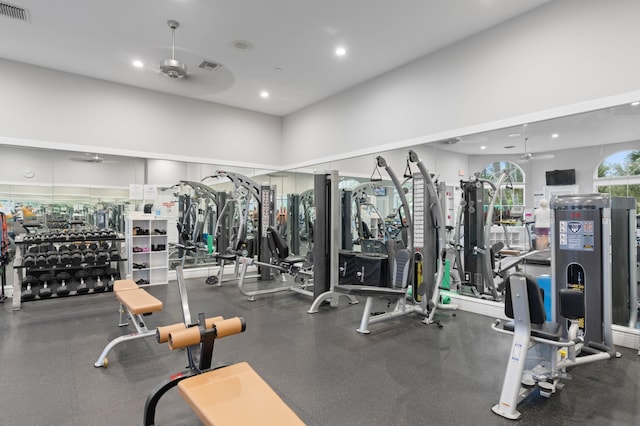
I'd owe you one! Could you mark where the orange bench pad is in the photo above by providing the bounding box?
[115,288,163,315]
[113,279,140,293]
[178,362,304,426]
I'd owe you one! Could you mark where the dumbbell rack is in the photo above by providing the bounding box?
[126,217,169,287]
[12,229,126,311]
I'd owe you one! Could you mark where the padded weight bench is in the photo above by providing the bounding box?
[177,362,303,425]
[94,279,163,368]
[144,314,304,425]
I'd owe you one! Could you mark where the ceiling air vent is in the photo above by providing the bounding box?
[198,61,223,72]
[0,2,28,21]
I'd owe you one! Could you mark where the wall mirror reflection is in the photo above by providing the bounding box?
[1,102,638,333]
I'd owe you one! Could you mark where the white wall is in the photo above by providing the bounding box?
[0,58,283,168]
[283,0,640,167]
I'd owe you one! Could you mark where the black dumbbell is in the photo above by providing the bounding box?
[39,273,53,298]
[23,254,36,267]
[70,250,83,266]
[109,247,120,260]
[56,272,71,296]
[75,270,90,294]
[35,254,47,266]
[104,268,117,291]
[84,250,96,263]
[47,253,59,266]
[96,250,109,264]
[21,275,37,301]
[89,243,98,251]
[92,269,106,293]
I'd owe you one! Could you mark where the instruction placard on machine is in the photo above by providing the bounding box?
[558,220,594,251]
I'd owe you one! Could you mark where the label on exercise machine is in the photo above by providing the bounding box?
[558,220,594,251]
[510,343,522,362]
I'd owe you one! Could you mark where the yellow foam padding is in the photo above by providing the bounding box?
[115,288,163,315]
[156,316,224,344]
[168,317,243,350]
[113,279,139,293]
[178,362,304,426]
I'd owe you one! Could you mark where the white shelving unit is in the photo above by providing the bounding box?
[126,216,168,285]
[489,225,527,250]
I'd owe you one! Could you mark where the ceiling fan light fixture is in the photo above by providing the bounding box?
[159,19,187,79]
[160,58,187,79]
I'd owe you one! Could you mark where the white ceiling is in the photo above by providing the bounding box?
[0,0,550,116]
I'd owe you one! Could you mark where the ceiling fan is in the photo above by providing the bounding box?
[159,20,189,79]
[516,137,555,162]
[70,153,118,164]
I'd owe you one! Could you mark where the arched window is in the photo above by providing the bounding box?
[594,150,640,213]
[481,161,525,222]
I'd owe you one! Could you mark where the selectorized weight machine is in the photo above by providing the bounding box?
[491,194,634,420]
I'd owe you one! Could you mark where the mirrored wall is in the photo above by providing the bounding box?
[2,102,638,330]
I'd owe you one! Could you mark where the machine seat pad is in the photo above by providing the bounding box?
[334,284,405,298]
[177,362,304,425]
[217,253,237,261]
[503,320,562,341]
[282,255,305,264]
[115,287,163,315]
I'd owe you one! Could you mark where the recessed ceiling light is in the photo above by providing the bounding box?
[230,40,253,51]
[508,133,521,138]
[631,101,640,106]
[260,91,269,99]
[551,133,559,138]
[335,46,347,57]
[480,146,486,150]
[132,60,144,68]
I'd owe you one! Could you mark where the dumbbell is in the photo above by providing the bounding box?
[35,254,47,267]
[96,249,109,264]
[88,243,98,251]
[84,249,96,264]
[109,246,120,261]
[47,252,60,266]
[70,250,83,266]
[59,251,71,266]
[104,268,118,291]
[21,275,37,301]
[56,272,71,296]
[75,270,90,294]
[23,254,36,267]
[92,269,106,293]
[38,273,53,298]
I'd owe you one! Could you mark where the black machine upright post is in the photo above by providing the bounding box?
[259,184,275,281]
[313,172,332,299]
[341,190,353,251]
[288,194,301,255]
[460,179,485,293]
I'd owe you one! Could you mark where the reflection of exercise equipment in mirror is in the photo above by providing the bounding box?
[329,151,457,332]
[455,171,533,301]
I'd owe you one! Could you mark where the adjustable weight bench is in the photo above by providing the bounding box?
[94,279,164,368]
[144,313,303,425]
